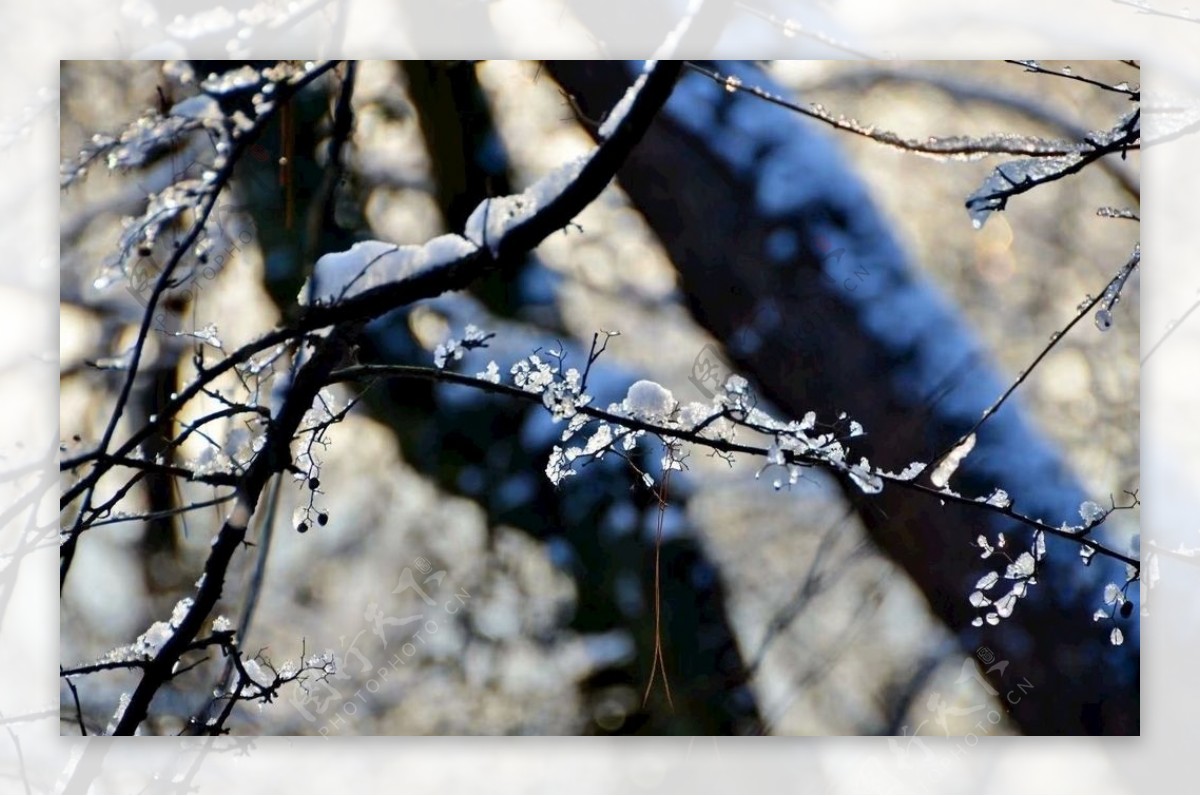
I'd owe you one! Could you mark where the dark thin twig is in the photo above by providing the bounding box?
[747,505,859,675]
[927,247,1140,482]
[80,492,237,530]
[60,659,149,677]
[65,678,88,736]
[1005,60,1140,99]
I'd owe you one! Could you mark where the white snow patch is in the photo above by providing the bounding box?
[304,235,477,304]
[464,156,589,253]
[931,433,976,488]
[622,380,677,420]
[599,66,653,139]
[241,658,275,688]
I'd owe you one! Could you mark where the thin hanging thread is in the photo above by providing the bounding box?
[643,458,674,710]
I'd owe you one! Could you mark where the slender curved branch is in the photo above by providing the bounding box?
[329,362,1140,573]
[683,61,1110,158]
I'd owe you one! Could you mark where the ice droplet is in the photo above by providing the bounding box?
[1095,308,1113,331]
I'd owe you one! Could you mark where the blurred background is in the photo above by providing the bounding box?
[59,59,1139,736]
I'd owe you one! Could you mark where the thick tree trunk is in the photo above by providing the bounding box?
[547,60,1138,735]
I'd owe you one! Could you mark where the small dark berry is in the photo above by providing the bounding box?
[297,522,308,533]
[309,477,320,490]
[317,513,328,526]
[1119,600,1133,618]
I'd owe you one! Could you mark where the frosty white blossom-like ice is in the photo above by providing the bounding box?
[1079,500,1106,524]
[623,379,677,421]
[583,424,613,456]
[976,571,1000,590]
[541,369,591,421]
[240,658,274,688]
[886,461,926,481]
[434,341,463,369]
[212,615,233,632]
[131,596,195,657]
[304,235,477,305]
[970,530,1044,626]
[677,401,723,433]
[1110,628,1124,646]
[1005,552,1036,579]
[545,446,577,486]
[435,324,491,369]
[994,591,1018,618]
[983,488,1012,508]
[476,361,500,384]
[847,458,883,494]
[135,621,173,657]
[931,433,976,488]
[766,441,785,466]
[511,355,556,393]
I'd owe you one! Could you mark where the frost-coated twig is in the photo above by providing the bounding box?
[683,62,1094,158]
[1004,60,1140,99]
[927,246,1140,485]
[329,362,1140,573]
[109,330,351,735]
[59,61,343,588]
